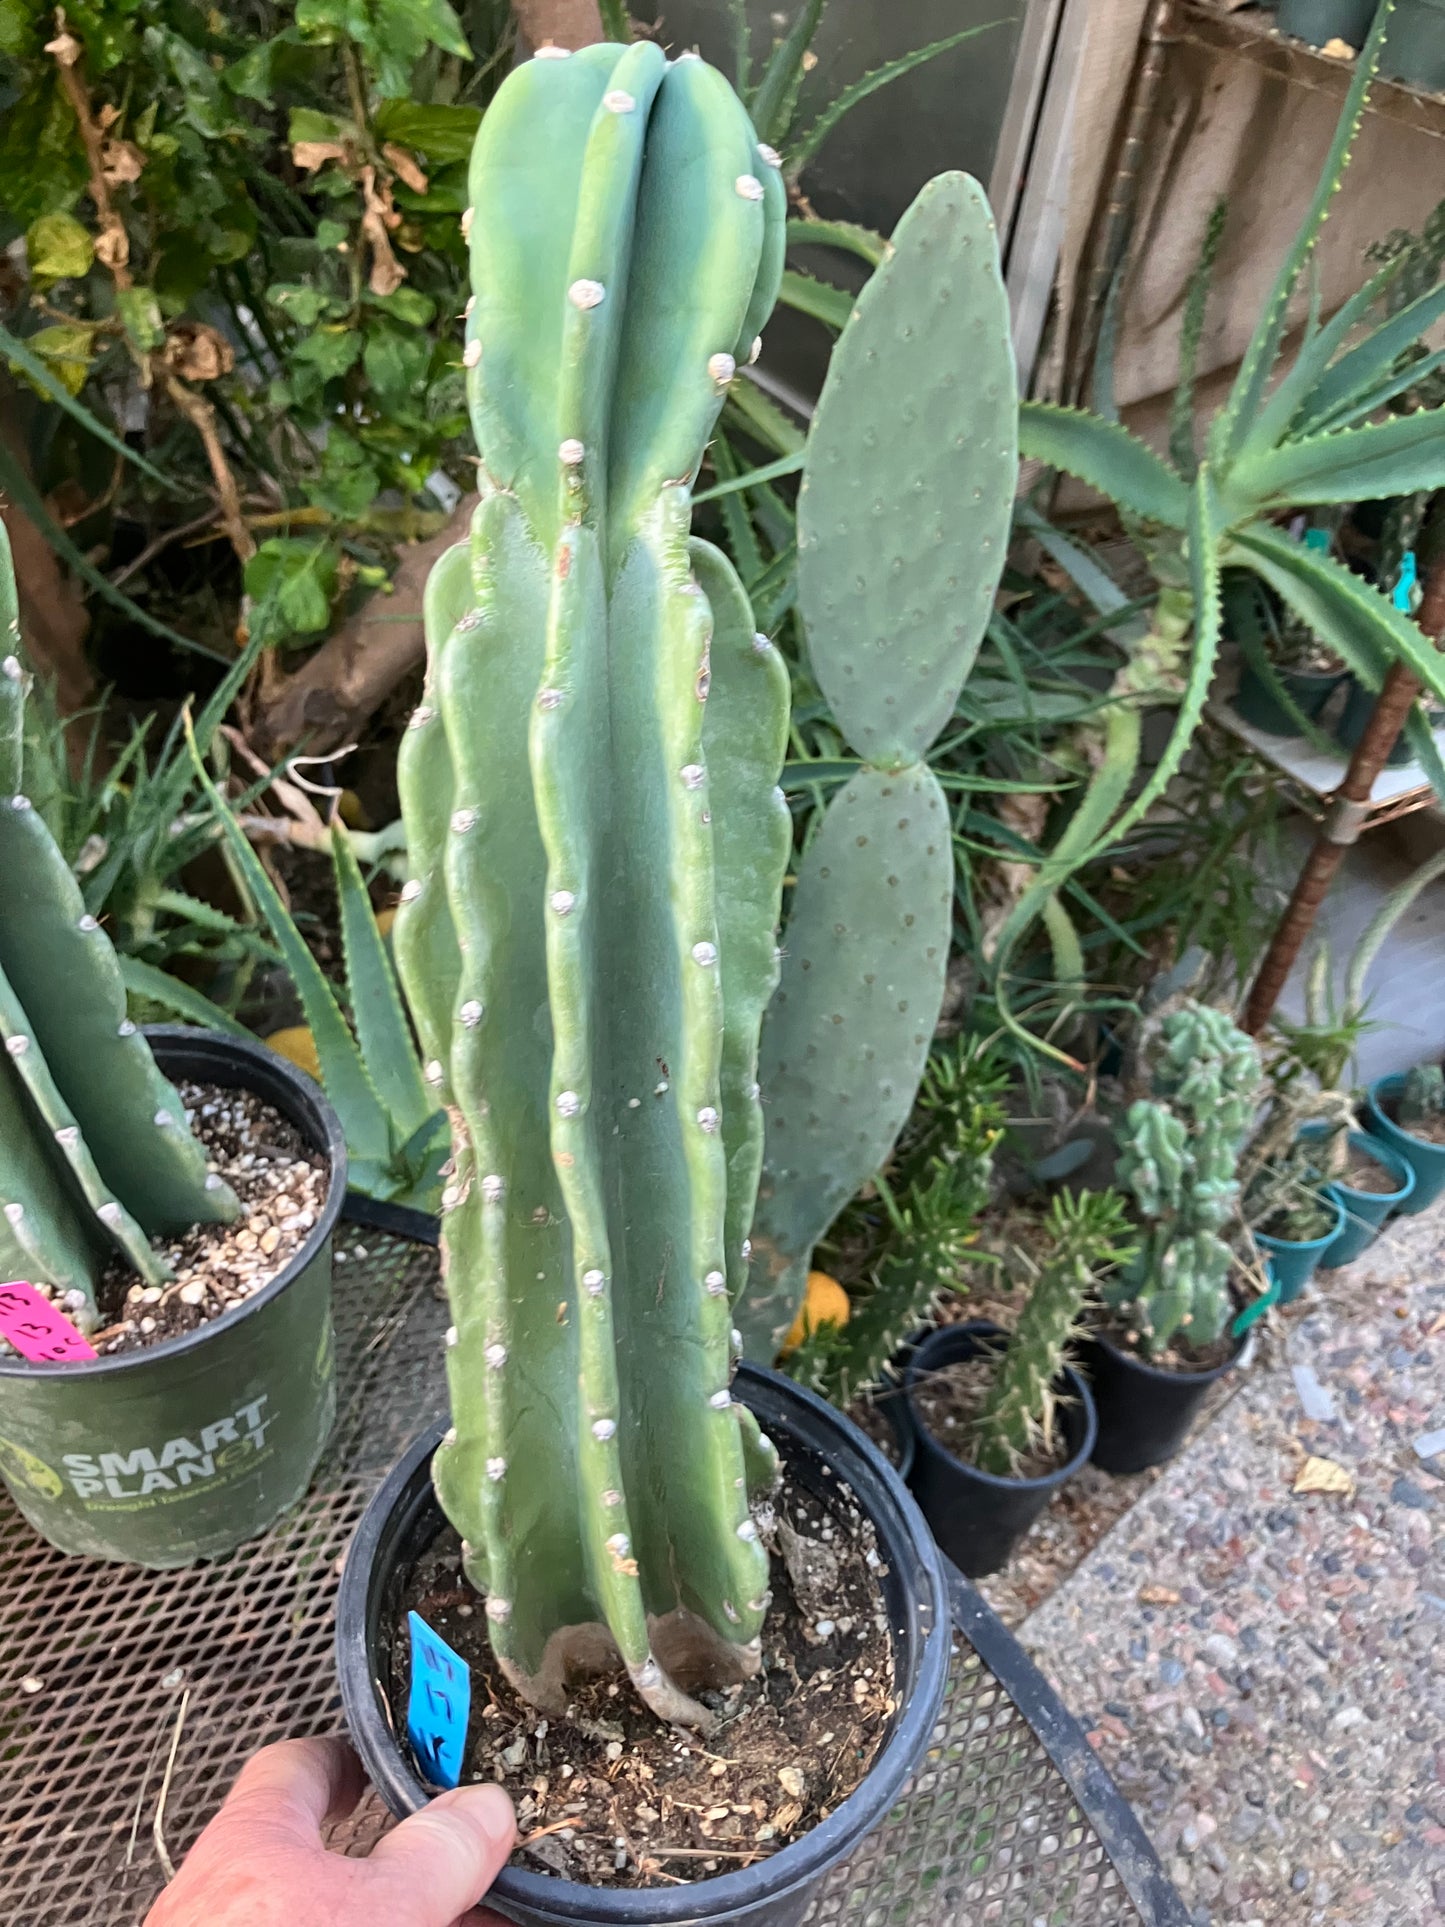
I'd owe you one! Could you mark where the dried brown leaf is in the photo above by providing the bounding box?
[1293,1454,1354,1498]
[292,140,350,173]
[100,139,144,185]
[163,322,234,383]
[382,142,429,194]
[93,220,130,270]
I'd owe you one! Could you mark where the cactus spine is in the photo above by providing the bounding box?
[741,173,1019,1358]
[973,1190,1133,1477]
[0,524,237,1317]
[393,45,789,1726]
[1103,1003,1260,1355]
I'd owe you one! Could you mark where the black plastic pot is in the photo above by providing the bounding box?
[1232,660,1343,738]
[1077,1323,1241,1476]
[903,1322,1097,1579]
[336,1365,949,1927]
[0,1027,346,1566]
[1335,675,1416,766]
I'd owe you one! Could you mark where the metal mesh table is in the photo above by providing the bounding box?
[0,1215,1185,1927]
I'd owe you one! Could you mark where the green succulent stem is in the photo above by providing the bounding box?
[973,1190,1135,1478]
[1102,1002,1259,1357]
[393,45,789,1728]
[745,171,1018,1357]
[0,524,237,1317]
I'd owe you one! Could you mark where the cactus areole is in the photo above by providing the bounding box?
[392,43,792,1728]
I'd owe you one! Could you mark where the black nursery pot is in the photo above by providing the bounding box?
[903,1321,1097,1580]
[336,1364,949,1927]
[0,1027,347,1566]
[1077,1324,1241,1477]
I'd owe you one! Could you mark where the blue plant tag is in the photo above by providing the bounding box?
[1395,550,1418,614]
[406,1610,471,1790]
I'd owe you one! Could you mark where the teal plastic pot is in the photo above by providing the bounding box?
[1252,1192,1346,1304]
[1321,1132,1415,1268]
[1364,1073,1445,1213]
[1275,0,1378,45]
[1379,0,1445,90]
[1233,660,1342,737]
[0,1028,346,1566]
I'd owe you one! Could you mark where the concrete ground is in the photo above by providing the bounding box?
[1017,1207,1445,1927]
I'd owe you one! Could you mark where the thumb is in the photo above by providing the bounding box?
[365,1783,516,1926]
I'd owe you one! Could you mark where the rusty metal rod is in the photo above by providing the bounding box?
[1242,550,1445,1034]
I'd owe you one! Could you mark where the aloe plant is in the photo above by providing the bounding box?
[0,523,238,1319]
[180,750,446,1210]
[1006,0,1445,1051]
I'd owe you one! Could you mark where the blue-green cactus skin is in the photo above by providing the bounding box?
[393,45,791,1725]
[0,524,237,1314]
[1104,1003,1260,1354]
[743,172,1018,1358]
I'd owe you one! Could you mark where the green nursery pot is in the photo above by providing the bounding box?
[1320,1131,1415,1270]
[0,1029,346,1566]
[1275,0,1378,45]
[1251,1192,1346,1304]
[1378,0,1445,91]
[1364,1073,1445,1213]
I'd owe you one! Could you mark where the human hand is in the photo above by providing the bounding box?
[145,1736,516,1927]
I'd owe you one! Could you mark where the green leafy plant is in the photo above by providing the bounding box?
[1103,1002,1260,1356]
[182,753,445,1208]
[973,1188,1135,1477]
[1241,837,1445,1227]
[0,0,508,686]
[0,522,237,1319]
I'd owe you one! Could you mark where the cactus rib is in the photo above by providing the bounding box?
[400,45,788,1724]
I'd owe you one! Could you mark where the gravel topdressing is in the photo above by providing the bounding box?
[1014,1210,1445,1927]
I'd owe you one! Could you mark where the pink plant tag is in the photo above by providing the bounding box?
[0,1281,98,1363]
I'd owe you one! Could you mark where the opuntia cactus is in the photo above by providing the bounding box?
[973,1189,1134,1476]
[1399,1062,1445,1131]
[392,44,790,1726]
[0,523,238,1319]
[1102,1003,1260,1355]
[741,171,1019,1358]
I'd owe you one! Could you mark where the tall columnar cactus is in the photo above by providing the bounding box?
[392,44,790,1726]
[0,524,238,1319]
[1102,1003,1260,1356]
[740,172,1019,1359]
[973,1189,1134,1477]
